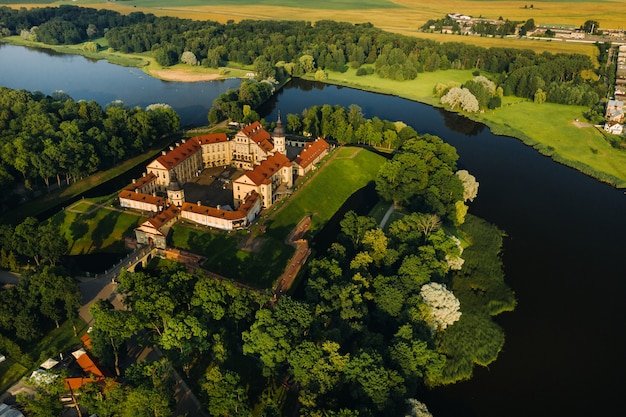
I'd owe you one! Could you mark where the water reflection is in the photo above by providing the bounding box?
[436,107,485,136]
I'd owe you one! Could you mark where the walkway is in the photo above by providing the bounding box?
[274,216,311,296]
[379,203,395,229]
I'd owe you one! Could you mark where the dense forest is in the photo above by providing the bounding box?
[64,109,515,417]
[0,5,607,107]
[0,216,81,370]
[0,86,180,212]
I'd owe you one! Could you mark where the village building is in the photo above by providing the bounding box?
[605,99,625,124]
[134,205,180,249]
[64,347,113,391]
[604,121,624,135]
[292,138,330,176]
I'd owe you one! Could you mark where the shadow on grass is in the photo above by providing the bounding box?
[176,227,292,289]
[91,210,121,251]
[70,219,89,242]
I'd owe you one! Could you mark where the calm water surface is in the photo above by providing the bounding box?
[2,44,625,417]
[0,43,239,126]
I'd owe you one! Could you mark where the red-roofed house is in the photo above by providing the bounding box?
[233,153,292,208]
[64,348,112,391]
[232,121,276,169]
[292,138,330,176]
[135,205,181,248]
[181,191,262,230]
[146,139,203,192]
[197,133,232,167]
[118,189,165,212]
[118,173,164,212]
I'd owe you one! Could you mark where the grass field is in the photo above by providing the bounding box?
[267,147,387,238]
[52,197,147,255]
[170,223,293,288]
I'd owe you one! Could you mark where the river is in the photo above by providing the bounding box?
[1,44,625,417]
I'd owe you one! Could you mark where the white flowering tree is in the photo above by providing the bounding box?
[180,51,198,66]
[420,282,461,331]
[440,87,479,113]
[456,170,479,202]
[472,75,496,95]
[405,399,433,417]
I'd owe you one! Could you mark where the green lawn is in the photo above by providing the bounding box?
[266,147,387,238]
[476,102,626,187]
[52,197,148,255]
[316,68,626,188]
[170,222,293,288]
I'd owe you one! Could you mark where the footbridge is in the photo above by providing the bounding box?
[92,244,158,282]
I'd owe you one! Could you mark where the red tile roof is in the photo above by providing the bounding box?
[118,190,165,206]
[293,138,329,169]
[154,141,201,169]
[240,122,273,153]
[65,349,113,390]
[181,191,260,221]
[243,153,291,186]
[81,333,93,351]
[76,351,109,379]
[195,133,229,145]
[147,205,180,229]
[123,173,157,191]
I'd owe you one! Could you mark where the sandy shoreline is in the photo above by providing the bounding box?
[146,68,224,82]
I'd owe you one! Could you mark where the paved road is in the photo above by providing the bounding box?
[0,270,19,285]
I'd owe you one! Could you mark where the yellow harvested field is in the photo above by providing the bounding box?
[44,0,626,30]
[8,0,624,59]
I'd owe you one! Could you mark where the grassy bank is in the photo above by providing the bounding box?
[266,147,387,239]
[308,68,626,188]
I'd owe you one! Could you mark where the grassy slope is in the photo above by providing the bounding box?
[267,147,387,237]
[313,67,626,187]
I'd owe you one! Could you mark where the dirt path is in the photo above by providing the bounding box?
[273,216,311,296]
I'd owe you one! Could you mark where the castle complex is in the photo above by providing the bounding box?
[118,116,330,247]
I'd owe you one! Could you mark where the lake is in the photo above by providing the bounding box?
[1,43,625,417]
[0,43,239,126]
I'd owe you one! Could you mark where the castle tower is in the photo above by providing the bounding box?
[272,111,286,155]
[167,171,185,207]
